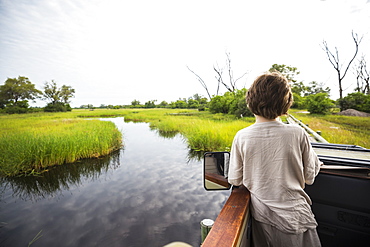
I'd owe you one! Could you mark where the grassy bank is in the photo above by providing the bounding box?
[289,110,370,149]
[1,108,368,176]
[0,113,122,176]
[122,109,254,151]
[118,108,370,149]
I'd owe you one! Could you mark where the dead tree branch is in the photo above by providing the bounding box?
[187,66,212,99]
[354,55,370,94]
[214,65,232,93]
[322,30,363,99]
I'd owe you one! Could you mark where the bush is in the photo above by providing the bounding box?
[292,93,305,109]
[3,100,30,114]
[5,106,28,114]
[209,89,253,117]
[209,95,229,114]
[337,92,370,113]
[305,93,335,114]
[44,102,72,112]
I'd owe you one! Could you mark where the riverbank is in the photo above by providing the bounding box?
[0,113,122,176]
[289,109,370,149]
[1,108,369,176]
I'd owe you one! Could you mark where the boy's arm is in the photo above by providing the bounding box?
[301,133,321,185]
[228,137,244,186]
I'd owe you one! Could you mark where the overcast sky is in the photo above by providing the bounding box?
[1,0,369,107]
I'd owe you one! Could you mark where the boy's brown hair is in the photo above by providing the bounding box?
[246,72,293,119]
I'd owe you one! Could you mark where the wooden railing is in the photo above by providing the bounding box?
[205,172,230,188]
[202,186,251,247]
[287,114,329,143]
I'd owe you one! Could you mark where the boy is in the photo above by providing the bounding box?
[228,72,321,246]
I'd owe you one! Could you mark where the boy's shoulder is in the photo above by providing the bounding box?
[237,121,304,135]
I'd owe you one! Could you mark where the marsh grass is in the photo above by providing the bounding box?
[2,108,368,176]
[0,114,122,176]
[290,110,370,149]
[120,109,253,151]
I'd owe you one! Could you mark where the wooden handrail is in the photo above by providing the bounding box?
[287,114,329,143]
[202,186,251,247]
[205,172,230,188]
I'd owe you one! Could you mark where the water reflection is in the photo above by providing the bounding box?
[0,151,120,202]
[154,129,179,139]
[0,119,229,247]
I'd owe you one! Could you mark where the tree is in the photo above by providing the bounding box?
[60,85,75,103]
[209,95,229,114]
[292,93,304,109]
[158,101,168,108]
[305,93,335,114]
[174,100,187,108]
[43,80,75,105]
[268,64,307,97]
[269,64,300,83]
[43,80,75,112]
[338,92,370,113]
[290,81,307,96]
[187,99,199,109]
[131,99,140,107]
[187,66,212,99]
[209,89,252,117]
[0,76,41,104]
[322,31,362,99]
[304,81,331,96]
[354,55,369,95]
[144,100,156,108]
[187,52,248,99]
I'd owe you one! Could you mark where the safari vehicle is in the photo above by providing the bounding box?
[202,143,370,247]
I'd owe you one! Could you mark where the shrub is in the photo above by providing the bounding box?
[209,89,253,117]
[305,93,335,114]
[4,100,30,114]
[209,95,229,114]
[337,92,370,113]
[292,93,304,109]
[44,102,72,112]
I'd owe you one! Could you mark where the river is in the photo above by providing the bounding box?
[0,118,230,247]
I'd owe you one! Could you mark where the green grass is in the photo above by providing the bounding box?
[289,109,370,149]
[0,113,122,176]
[1,108,368,176]
[120,109,254,151]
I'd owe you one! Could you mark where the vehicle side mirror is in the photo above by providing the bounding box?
[203,152,231,190]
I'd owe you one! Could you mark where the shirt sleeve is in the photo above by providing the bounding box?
[228,134,244,186]
[301,132,321,185]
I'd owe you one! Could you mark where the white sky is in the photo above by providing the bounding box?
[0,0,369,107]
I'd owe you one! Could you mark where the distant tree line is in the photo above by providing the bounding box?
[0,76,75,113]
[271,64,370,114]
[3,31,370,116]
[188,32,369,115]
[80,94,209,111]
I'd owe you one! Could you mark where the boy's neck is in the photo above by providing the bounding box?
[255,115,278,123]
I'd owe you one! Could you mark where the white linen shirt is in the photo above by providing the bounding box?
[228,121,321,234]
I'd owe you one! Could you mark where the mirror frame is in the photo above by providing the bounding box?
[203,152,231,191]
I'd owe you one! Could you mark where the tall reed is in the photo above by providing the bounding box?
[0,117,122,176]
[149,115,252,151]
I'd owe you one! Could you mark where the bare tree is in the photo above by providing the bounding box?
[322,31,362,99]
[187,66,212,99]
[354,55,370,94]
[213,63,226,95]
[188,52,248,99]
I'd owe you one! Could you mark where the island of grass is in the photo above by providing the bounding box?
[0,113,122,176]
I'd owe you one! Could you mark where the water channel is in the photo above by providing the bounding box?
[0,118,230,247]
